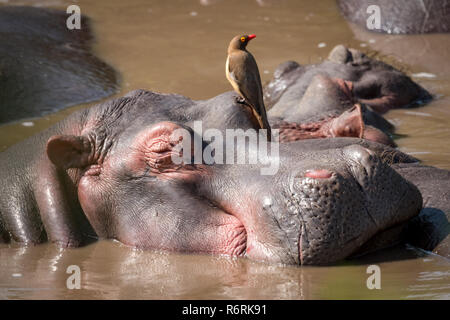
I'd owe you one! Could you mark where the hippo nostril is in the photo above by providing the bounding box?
[305,169,333,179]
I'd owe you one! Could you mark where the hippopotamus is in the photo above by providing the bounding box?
[344,22,450,79]
[268,76,396,147]
[337,0,450,34]
[0,89,430,265]
[264,45,432,115]
[0,6,119,124]
[394,163,450,257]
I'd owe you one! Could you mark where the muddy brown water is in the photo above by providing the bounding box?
[0,0,449,299]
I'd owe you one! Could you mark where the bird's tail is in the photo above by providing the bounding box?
[252,106,272,142]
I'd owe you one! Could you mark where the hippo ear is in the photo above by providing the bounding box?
[328,45,352,64]
[46,135,92,169]
[363,126,397,147]
[330,104,365,138]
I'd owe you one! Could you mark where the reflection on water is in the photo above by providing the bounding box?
[1,241,449,299]
[0,0,449,299]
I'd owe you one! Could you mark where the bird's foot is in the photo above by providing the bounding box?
[235,96,250,106]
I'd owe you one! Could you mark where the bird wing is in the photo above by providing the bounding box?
[228,51,263,107]
[228,51,270,131]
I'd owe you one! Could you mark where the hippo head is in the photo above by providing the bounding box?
[265,44,432,117]
[328,45,433,113]
[47,120,422,265]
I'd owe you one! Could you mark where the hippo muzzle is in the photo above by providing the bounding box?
[283,145,422,265]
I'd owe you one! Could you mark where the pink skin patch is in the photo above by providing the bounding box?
[334,78,354,102]
[305,169,333,179]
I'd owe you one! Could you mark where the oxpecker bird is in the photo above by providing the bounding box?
[226,34,272,140]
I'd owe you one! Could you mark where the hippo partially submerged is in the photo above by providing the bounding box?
[264,45,431,116]
[1,89,440,265]
[337,0,450,34]
[0,6,119,124]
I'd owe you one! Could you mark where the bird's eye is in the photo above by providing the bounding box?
[240,37,246,42]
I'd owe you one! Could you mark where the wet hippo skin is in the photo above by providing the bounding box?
[337,0,450,34]
[0,6,119,124]
[264,45,431,116]
[0,89,425,265]
[394,163,450,258]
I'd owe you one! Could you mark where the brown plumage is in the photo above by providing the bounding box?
[226,34,272,141]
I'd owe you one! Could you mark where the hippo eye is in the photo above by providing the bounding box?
[240,36,246,42]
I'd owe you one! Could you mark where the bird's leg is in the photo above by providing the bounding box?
[235,96,250,106]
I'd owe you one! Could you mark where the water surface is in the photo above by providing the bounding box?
[0,0,449,299]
